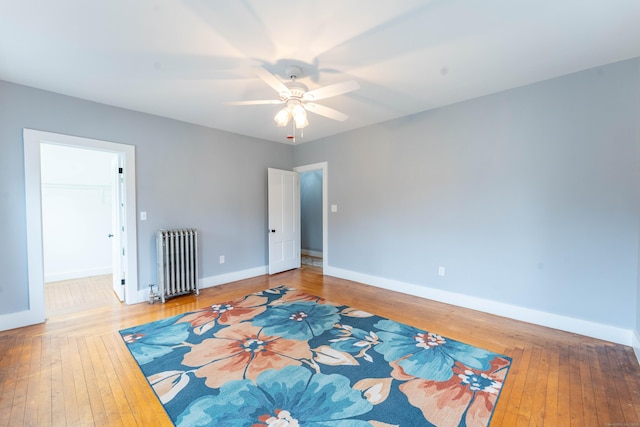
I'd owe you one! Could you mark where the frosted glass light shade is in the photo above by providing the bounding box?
[292,105,308,128]
[274,108,290,127]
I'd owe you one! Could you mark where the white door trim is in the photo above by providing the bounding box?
[111,156,125,301]
[18,129,138,329]
[294,162,328,271]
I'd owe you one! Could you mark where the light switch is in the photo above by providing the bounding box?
[331,204,338,213]
[140,211,147,221]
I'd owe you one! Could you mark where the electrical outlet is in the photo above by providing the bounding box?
[438,266,445,276]
[219,255,225,264]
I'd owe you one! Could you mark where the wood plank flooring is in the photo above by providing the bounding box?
[44,276,121,318]
[1,267,639,426]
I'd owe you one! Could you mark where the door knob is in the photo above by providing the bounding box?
[270,229,276,233]
[108,234,114,238]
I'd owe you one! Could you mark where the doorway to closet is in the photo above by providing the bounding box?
[40,144,120,316]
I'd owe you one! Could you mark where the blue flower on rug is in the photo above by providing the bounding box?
[174,365,372,427]
[252,301,340,340]
[121,315,190,365]
[373,319,495,381]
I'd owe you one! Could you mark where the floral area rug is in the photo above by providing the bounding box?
[119,286,511,426]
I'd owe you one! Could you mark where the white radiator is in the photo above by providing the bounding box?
[156,229,199,303]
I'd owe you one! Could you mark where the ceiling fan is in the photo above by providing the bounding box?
[226,65,359,134]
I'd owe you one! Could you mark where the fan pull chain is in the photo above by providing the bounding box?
[292,119,296,143]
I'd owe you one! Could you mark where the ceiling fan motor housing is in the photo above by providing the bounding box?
[282,81,309,100]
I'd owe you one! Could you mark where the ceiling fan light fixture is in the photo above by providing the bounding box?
[231,66,359,133]
[292,104,308,129]
[294,114,309,129]
[274,107,290,127]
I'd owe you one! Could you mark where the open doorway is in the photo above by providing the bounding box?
[299,170,323,268]
[23,129,139,328]
[294,162,328,272]
[40,144,120,316]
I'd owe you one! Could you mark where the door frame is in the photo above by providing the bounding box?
[294,162,328,271]
[111,155,125,301]
[23,129,138,326]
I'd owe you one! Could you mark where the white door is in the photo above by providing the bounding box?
[268,168,300,274]
[111,156,125,301]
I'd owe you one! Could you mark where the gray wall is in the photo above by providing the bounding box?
[0,80,292,315]
[300,170,323,253]
[294,58,640,329]
[3,58,639,335]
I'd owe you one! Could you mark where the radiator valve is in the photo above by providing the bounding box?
[148,284,161,304]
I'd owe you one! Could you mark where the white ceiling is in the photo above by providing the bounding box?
[2,1,640,144]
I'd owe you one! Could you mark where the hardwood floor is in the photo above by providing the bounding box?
[1,267,639,426]
[45,275,121,318]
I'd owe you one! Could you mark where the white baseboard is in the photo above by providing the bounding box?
[301,249,323,258]
[127,265,269,305]
[91,262,638,356]
[633,330,640,367]
[325,266,634,347]
[0,308,45,332]
[45,267,112,283]
[199,266,268,289]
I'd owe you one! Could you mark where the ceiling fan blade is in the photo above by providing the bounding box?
[304,103,349,121]
[303,80,360,101]
[256,68,291,96]
[225,99,284,106]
